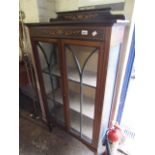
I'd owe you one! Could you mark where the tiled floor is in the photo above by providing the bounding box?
[19,115,94,155]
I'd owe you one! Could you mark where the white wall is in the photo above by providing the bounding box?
[122,0,135,21]
[37,0,57,22]
[78,0,125,6]
[55,0,78,12]
[55,0,125,12]
[19,0,56,23]
[20,0,39,23]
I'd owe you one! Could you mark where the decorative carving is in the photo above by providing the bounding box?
[48,8,124,24]
[27,8,125,26]
[30,27,104,41]
[63,13,98,21]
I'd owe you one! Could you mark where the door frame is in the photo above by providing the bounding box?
[116,27,135,123]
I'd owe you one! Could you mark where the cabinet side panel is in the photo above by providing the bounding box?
[92,27,112,150]
[99,44,121,151]
[108,24,126,126]
[98,24,125,153]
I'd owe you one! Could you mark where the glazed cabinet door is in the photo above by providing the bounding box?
[61,40,103,144]
[32,39,65,127]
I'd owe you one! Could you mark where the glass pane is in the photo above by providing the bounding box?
[65,44,99,142]
[37,41,64,125]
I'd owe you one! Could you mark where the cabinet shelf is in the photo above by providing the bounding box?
[66,66,97,88]
[70,110,93,141]
[42,66,60,76]
[42,65,96,88]
[48,101,93,140]
[47,88,94,119]
[42,67,49,74]
[42,66,60,77]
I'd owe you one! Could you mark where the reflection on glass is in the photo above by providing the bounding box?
[37,41,64,125]
[65,45,99,142]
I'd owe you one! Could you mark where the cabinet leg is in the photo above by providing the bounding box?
[48,123,53,132]
[48,122,56,132]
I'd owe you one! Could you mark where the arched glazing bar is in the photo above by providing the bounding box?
[66,45,98,138]
[37,42,58,115]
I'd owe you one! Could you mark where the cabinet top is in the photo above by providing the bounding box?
[26,8,125,27]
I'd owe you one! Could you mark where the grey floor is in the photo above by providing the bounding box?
[19,115,94,155]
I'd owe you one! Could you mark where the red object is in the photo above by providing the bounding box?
[107,124,122,142]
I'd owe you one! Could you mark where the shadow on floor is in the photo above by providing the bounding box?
[19,116,94,155]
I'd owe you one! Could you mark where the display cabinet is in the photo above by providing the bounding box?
[26,8,126,154]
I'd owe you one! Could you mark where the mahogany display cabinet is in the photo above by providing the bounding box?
[26,8,126,154]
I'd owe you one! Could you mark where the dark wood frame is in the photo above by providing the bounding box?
[31,38,58,130]
[29,34,112,151]
[27,8,126,154]
[61,39,104,149]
